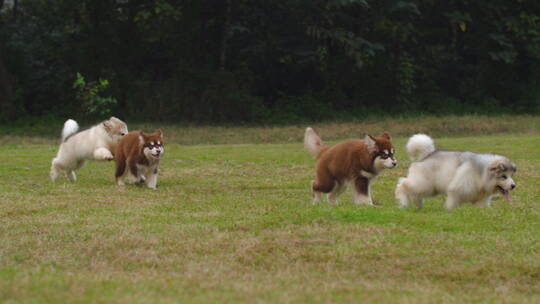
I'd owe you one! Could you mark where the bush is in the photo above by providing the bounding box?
[73,73,118,118]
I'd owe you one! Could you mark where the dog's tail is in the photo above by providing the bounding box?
[304,127,327,158]
[61,119,79,142]
[406,134,435,162]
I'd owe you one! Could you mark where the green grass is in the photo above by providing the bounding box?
[1,132,539,303]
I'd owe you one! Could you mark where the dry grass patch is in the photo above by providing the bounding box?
[2,115,540,145]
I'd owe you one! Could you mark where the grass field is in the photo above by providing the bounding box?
[1,126,539,303]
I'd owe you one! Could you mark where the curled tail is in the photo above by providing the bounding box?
[406,134,435,161]
[304,127,327,158]
[61,119,79,142]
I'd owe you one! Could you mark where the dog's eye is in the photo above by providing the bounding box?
[502,175,508,179]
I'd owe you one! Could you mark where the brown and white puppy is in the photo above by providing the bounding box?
[304,127,397,205]
[115,130,164,189]
[50,117,128,182]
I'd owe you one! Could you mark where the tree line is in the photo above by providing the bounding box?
[1,0,540,123]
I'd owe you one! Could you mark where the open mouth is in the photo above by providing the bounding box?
[497,186,511,202]
[151,153,161,159]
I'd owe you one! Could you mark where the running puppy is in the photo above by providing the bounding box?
[395,134,517,210]
[304,127,397,205]
[50,117,128,182]
[115,130,164,189]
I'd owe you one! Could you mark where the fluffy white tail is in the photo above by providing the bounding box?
[61,119,79,141]
[406,134,435,161]
[304,127,326,158]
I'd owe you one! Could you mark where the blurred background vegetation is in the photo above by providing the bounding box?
[1,0,540,124]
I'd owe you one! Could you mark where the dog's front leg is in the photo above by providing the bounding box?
[146,169,158,190]
[353,176,373,205]
[474,196,492,208]
[93,147,114,161]
[444,191,461,210]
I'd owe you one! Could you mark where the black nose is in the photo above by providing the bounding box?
[511,184,516,189]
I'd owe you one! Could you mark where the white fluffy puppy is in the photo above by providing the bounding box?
[395,134,517,210]
[50,117,128,182]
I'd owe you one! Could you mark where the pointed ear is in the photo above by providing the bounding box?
[489,160,506,174]
[364,134,376,153]
[156,129,163,139]
[382,132,392,140]
[137,131,145,145]
[103,120,112,132]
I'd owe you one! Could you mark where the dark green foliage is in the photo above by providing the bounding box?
[1,0,540,123]
[73,73,118,118]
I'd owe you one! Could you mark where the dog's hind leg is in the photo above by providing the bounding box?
[126,158,140,184]
[311,180,323,204]
[328,181,346,205]
[75,159,87,170]
[115,153,127,186]
[67,170,77,182]
[395,178,409,208]
[115,164,127,186]
[64,159,86,182]
[353,176,373,205]
[311,176,334,205]
[414,198,425,209]
[396,177,428,209]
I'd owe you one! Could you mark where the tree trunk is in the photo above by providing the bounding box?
[0,47,16,119]
[13,0,18,20]
[219,0,231,71]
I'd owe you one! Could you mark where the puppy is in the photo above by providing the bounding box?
[304,127,397,205]
[395,134,517,210]
[50,117,128,182]
[115,130,164,189]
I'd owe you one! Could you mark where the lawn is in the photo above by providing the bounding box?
[0,130,539,303]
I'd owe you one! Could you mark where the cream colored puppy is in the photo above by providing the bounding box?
[50,117,128,182]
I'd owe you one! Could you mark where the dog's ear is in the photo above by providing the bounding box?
[364,134,377,153]
[156,129,163,139]
[489,160,506,174]
[103,120,112,133]
[381,132,392,140]
[138,131,148,145]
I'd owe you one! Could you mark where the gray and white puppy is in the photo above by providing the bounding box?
[395,134,516,210]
